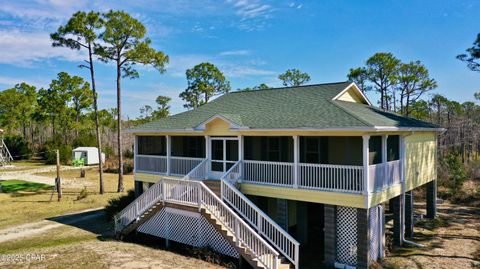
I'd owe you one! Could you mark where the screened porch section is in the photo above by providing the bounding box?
[135,134,402,194]
[135,136,205,176]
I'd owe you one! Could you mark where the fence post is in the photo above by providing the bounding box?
[293,136,299,188]
[197,183,202,212]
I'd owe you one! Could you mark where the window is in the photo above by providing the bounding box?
[369,136,382,165]
[387,135,400,161]
[137,136,166,155]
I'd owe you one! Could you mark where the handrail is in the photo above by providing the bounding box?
[115,158,208,232]
[220,160,241,183]
[115,172,281,269]
[184,158,209,180]
[221,160,300,269]
[199,180,280,269]
[1,140,13,163]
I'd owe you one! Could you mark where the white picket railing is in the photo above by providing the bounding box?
[0,139,13,166]
[184,158,209,180]
[115,176,281,269]
[221,164,300,269]
[369,160,401,192]
[220,160,242,183]
[243,160,294,186]
[299,163,364,193]
[170,156,204,176]
[135,155,167,174]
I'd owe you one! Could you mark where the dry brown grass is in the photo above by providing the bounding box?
[383,202,480,269]
[0,168,133,229]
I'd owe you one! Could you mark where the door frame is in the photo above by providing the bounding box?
[210,137,239,179]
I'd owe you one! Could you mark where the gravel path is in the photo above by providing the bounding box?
[0,165,94,187]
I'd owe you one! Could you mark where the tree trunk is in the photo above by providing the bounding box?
[88,45,105,194]
[116,60,124,192]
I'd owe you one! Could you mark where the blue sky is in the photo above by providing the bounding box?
[0,0,479,117]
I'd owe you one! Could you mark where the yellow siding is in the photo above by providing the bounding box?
[405,132,437,191]
[240,183,366,208]
[336,89,365,103]
[204,117,233,136]
[368,184,402,207]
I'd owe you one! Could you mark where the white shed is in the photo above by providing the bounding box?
[72,147,105,165]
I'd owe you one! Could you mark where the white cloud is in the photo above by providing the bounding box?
[219,50,250,56]
[227,0,272,19]
[0,75,50,88]
[0,30,86,67]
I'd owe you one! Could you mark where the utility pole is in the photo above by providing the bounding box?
[56,149,62,202]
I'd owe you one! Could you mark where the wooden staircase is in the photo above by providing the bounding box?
[0,139,13,167]
[202,207,291,269]
[115,161,296,269]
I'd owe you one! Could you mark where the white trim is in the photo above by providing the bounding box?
[130,126,444,134]
[332,82,372,106]
[195,114,248,130]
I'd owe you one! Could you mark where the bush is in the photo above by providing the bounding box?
[3,135,31,160]
[105,189,136,221]
[123,148,134,159]
[42,135,72,164]
[438,152,466,192]
[103,145,113,158]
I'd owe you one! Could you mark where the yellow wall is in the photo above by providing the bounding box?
[240,183,366,208]
[204,118,233,136]
[336,88,365,103]
[405,132,437,191]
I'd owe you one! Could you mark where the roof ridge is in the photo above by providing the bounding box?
[329,100,374,127]
[230,81,350,94]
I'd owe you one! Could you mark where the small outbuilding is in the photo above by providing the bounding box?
[72,147,105,166]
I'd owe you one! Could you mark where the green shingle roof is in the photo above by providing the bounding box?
[133,82,439,131]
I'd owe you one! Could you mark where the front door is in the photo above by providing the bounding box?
[211,137,238,179]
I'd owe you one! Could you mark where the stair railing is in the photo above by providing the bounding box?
[1,139,13,165]
[114,158,208,232]
[199,180,281,269]
[221,160,300,269]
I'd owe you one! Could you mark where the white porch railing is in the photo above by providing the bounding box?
[170,156,204,176]
[135,155,167,174]
[184,158,209,180]
[115,176,281,269]
[298,163,364,193]
[368,160,401,192]
[0,139,13,166]
[243,160,294,186]
[221,164,300,269]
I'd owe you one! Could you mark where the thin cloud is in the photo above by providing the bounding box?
[219,50,250,56]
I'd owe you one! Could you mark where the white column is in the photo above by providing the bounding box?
[293,135,299,188]
[205,135,210,178]
[399,135,406,242]
[133,135,138,173]
[238,135,244,181]
[362,135,370,196]
[382,135,388,187]
[166,135,171,176]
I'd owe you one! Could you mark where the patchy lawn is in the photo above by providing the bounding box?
[0,160,48,172]
[383,202,480,269]
[0,167,133,229]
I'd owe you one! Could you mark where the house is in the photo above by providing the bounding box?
[0,129,13,167]
[115,82,442,269]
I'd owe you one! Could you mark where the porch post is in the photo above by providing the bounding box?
[362,135,370,196]
[134,135,138,173]
[293,135,299,188]
[238,135,244,181]
[205,135,211,177]
[382,135,388,187]
[166,135,171,176]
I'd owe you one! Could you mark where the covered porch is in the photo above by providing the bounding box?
[134,134,402,195]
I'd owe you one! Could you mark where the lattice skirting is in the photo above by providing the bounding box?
[336,206,358,266]
[137,207,239,258]
[369,205,383,262]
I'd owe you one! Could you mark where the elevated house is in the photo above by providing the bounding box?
[0,129,13,167]
[115,82,442,269]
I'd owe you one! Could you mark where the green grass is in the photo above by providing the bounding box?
[0,180,53,193]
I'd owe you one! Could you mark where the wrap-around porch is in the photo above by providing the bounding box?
[134,135,402,194]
